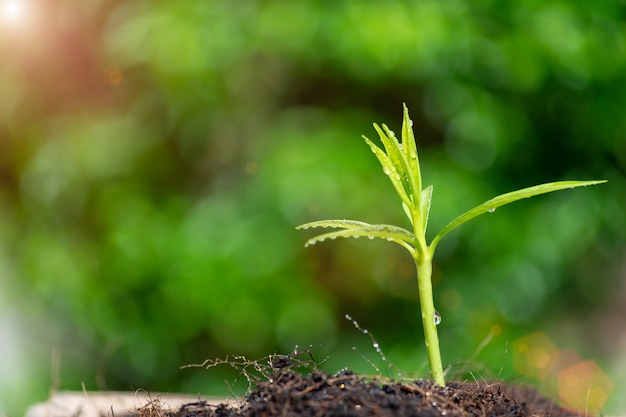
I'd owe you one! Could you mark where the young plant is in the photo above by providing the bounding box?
[296,104,606,387]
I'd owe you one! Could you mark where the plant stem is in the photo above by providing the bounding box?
[415,252,445,386]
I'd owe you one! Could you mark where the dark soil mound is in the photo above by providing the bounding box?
[140,368,587,417]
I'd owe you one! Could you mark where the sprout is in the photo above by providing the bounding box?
[297,104,606,386]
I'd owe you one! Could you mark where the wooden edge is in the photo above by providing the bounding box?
[25,391,236,417]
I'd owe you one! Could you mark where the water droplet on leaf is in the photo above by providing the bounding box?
[488,207,496,213]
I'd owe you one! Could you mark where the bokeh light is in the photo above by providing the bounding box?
[559,360,613,413]
[513,332,614,413]
[514,332,560,380]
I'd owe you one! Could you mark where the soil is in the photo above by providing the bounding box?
[135,355,589,417]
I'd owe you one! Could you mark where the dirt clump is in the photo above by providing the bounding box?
[136,367,587,417]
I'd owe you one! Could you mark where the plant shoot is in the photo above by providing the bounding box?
[297,105,606,386]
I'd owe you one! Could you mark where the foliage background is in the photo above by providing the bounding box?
[1,1,625,415]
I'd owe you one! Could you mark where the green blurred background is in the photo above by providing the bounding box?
[1,1,625,415]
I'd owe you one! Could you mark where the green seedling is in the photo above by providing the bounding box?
[296,104,606,387]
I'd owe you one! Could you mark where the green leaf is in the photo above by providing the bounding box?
[299,222,417,249]
[402,201,413,226]
[374,123,405,179]
[420,185,433,233]
[296,219,370,230]
[429,180,607,252]
[402,104,422,207]
[362,135,412,206]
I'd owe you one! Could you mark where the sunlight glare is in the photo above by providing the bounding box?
[1,0,27,24]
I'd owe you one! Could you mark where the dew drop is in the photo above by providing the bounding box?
[409,119,414,127]
[433,311,442,326]
[386,237,394,241]
[488,207,496,213]
[383,166,391,175]
[368,235,375,240]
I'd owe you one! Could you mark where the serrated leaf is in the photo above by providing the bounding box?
[402,104,422,206]
[402,201,414,226]
[420,185,433,233]
[374,123,405,179]
[429,180,607,252]
[301,224,417,250]
[362,136,412,206]
[296,219,370,230]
